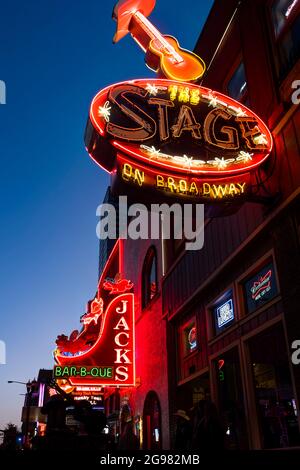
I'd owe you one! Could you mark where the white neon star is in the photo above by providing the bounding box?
[208,157,235,170]
[237,151,253,163]
[146,83,159,95]
[208,94,218,108]
[140,145,161,158]
[253,134,268,146]
[182,154,194,167]
[229,106,247,117]
[98,101,111,122]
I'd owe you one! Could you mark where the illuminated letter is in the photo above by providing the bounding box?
[107,84,156,141]
[212,185,228,198]
[55,367,62,377]
[134,168,145,187]
[148,98,174,141]
[237,183,246,194]
[115,332,130,347]
[116,300,128,314]
[168,85,178,101]
[167,177,177,192]
[171,105,201,139]
[190,89,200,106]
[179,180,188,193]
[62,367,70,376]
[178,87,190,103]
[122,163,133,181]
[114,316,129,330]
[190,182,199,195]
[115,366,129,382]
[203,183,211,196]
[204,109,239,149]
[229,184,238,195]
[156,175,165,188]
[91,367,99,377]
[237,117,262,150]
[114,349,131,364]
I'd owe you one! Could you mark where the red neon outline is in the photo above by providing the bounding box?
[251,270,272,300]
[88,79,273,177]
[117,153,251,186]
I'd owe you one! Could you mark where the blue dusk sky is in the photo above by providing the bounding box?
[0,0,214,429]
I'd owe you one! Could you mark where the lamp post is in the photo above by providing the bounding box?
[8,379,38,448]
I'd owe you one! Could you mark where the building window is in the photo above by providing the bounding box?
[248,323,300,448]
[213,290,235,335]
[271,0,300,78]
[143,391,162,450]
[242,261,279,314]
[142,247,158,308]
[227,61,248,102]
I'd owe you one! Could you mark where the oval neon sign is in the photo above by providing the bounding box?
[85,79,272,178]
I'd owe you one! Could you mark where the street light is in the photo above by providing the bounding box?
[7,380,27,385]
[8,379,38,448]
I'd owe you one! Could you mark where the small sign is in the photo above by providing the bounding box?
[244,262,278,314]
[214,296,235,334]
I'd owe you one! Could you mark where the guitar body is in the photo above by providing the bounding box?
[113,0,206,82]
[146,35,206,82]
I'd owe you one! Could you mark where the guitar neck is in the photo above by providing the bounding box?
[130,10,183,63]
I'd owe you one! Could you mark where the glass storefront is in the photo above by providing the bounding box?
[214,348,249,449]
[248,323,300,448]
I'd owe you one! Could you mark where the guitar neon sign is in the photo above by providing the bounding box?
[112,0,206,82]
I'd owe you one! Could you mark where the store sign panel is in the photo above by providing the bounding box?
[54,288,135,387]
[85,79,272,202]
[216,299,234,329]
[214,294,235,335]
[244,262,278,313]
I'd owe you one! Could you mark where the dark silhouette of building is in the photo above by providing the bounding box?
[163,0,300,450]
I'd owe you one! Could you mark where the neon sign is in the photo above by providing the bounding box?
[85,79,272,203]
[216,298,234,329]
[54,275,135,387]
[188,326,197,351]
[251,270,272,301]
[112,0,206,83]
[244,262,279,314]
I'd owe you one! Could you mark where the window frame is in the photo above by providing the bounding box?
[267,0,300,81]
[141,246,159,310]
[224,55,249,104]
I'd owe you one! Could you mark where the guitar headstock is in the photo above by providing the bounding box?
[112,0,156,43]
